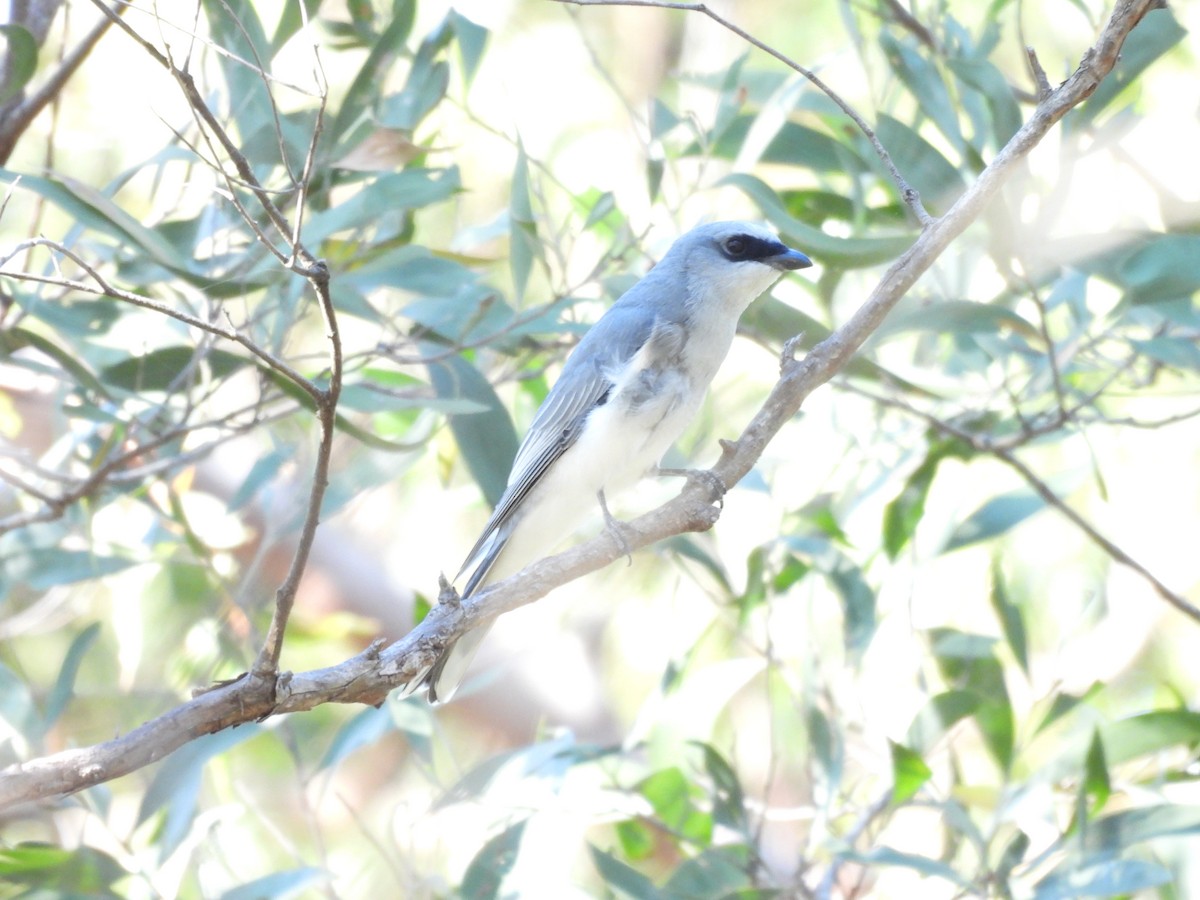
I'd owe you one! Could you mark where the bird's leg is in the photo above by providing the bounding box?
[598,489,633,566]
[655,466,727,508]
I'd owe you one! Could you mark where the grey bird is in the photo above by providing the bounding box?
[407,221,812,702]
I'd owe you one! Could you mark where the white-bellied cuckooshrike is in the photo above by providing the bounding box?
[405,221,813,702]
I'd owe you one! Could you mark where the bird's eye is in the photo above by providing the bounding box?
[724,237,747,257]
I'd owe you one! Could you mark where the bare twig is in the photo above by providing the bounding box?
[0,0,1160,810]
[551,0,935,226]
[253,262,342,677]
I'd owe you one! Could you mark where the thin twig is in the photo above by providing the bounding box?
[254,262,342,677]
[551,0,935,226]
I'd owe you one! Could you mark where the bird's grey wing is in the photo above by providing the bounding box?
[455,303,659,595]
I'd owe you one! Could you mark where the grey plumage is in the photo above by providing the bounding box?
[405,221,812,702]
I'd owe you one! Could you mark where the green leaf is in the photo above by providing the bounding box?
[615,819,655,861]
[841,846,972,889]
[220,868,329,900]
[874,114,966,213]
[873,298,1039,342]
[0,843,125,891]
[0,325,109,399]
[879,32,964,152]
[944,489,1047,552]
[509,143,540,301]
[589,845,658,900]
[426,353,518,507]
[663,846,753,897]
[1119,234,1200,304]
[692,741,749,833]
[42,622,101,734]
[1102,709,1200,764]
[331,2,417,141]
[907,690,981,753]
[948,57,1022,148]
[449,10,489,86]
[0,25,38,104]
[699,115,853,173]
[1081,804,1200,858]
[138,726,262,861]
[1082,729,1111,816]
[308,168,461,238]
[101,346,249,392]
[1078,8,1187,124]
[825,554,876,657]
[0,662,39,740]
[1131,336,1200,371]
[883,437,972,559]
[721,173,915,268]
[888,740,932,805]
[317,706,394,772]
[5,548,136,591]
[807,705,842,791]
[0,169,191,273]
[638,767,712,846]
[460,820,526,900]
[1034,858,1171,899]
[988,560,1029,675]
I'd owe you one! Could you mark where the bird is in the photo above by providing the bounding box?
[406,220,813,703]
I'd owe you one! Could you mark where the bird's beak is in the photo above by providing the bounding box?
[768,247,813,271]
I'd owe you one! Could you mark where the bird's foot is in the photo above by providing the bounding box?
[655,466,727,508]
[597,489,633,566]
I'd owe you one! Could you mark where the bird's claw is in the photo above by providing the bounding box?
[598,489,634,566]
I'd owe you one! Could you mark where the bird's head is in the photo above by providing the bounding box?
[670,221,813,315]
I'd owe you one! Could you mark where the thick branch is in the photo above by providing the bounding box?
[0,0,1158,811]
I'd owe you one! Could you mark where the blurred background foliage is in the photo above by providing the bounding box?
[1,0,1199,896]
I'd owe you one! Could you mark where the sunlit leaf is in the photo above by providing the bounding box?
[0,843,125,891]
[889,740,932,804]
[1082,729,1111,816]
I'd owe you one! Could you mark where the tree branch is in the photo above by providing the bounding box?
[0,0,1159,811]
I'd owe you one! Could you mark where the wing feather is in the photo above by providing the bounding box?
[455,301,661,594]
